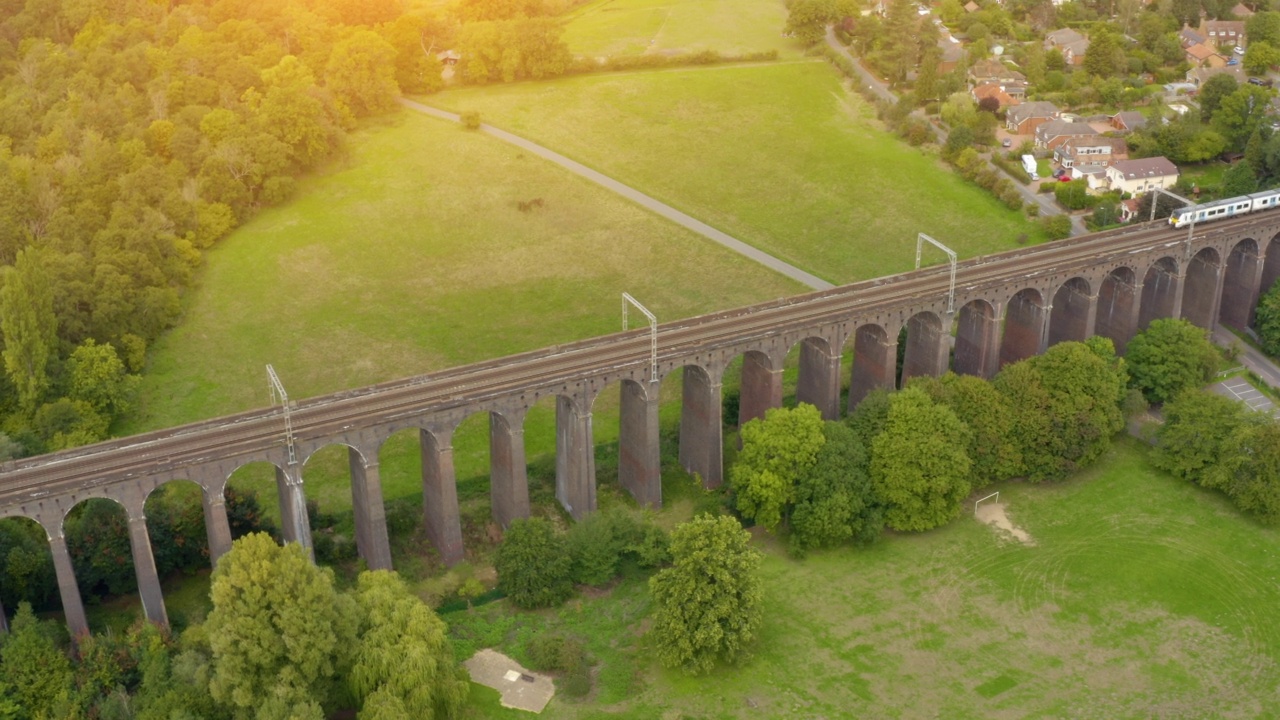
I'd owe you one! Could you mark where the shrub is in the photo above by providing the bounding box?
[1039,214,1072,239]
[460,111,481,129]
[495,517,573,609]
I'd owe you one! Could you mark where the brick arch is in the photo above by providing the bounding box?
[847,322,897,411]
[1000,287,1047,367]
[953,298,999,378]
[1048,276,1093,347]
[787,333,842,420]
[1183,246,1222,329]
[1220,237,1260,329]
[900,310,948,386]
[1138,256,1181,331]
[1095,265,1139,352]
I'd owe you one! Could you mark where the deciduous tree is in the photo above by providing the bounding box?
[649,514,762,675]
[1125,318,1217,403]
[1,246,58,413]
[869,386,973,531]
[730,403,826,531]
[789,421,882,555]
[348,571,469,719]
[495,517,573,609]
[206,533,358,718]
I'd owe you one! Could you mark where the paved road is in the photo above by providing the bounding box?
[822,28,1087,237]
[399,98,835,291]
[1213,326,1280,388]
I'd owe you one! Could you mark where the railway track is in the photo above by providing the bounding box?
[0,216,1268,508]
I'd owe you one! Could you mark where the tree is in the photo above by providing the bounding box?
[786,0,841,45]
[495,517,573,609]
[1247,11,1280,47]
[648,514,762,675]
[1244,41,1280,75]
[730,404,826,531]
[1153,389,1251,486]
[1222,158,1259,195]
[1213,85,1274,150]
[869,386,973,531]
[0,602,72,719]
[1125,318,1218,404]
[1055,178,1092,209]
[1083,31,1126,78]
[1255,280,1280,355]
[1,246,58,413]
[910,373,1022,488]
[1225,420,1280,524]
[325,30,400,118]
[348,571,469,719]
[1026,339,1127,474]
[67,338,138,418]
[846,386,893,444]
[1040,213,1072,239]
[1199,72,1239,123]
[788,422,882,555]
[207,533,358,718]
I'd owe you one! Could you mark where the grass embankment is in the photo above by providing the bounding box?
[560,0,797,59]
[449,439,1280,718]
[427,61,1045,285]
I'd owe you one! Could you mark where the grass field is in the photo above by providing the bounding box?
[560,0,797,59]
[447,439,1280,718]
[426,61,1045,285]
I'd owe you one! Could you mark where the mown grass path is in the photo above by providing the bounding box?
[400,97,834,290]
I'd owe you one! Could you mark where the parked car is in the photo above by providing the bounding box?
[1052,168,1068,178]
[1249,77,1274,87]
[1058,175,1073,182]
[1235,46,1246,55]
[1001,138,1012,148]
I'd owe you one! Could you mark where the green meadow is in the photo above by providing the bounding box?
[427,61,1044,285]
[561,0,797,59]
[448,440,1280,719]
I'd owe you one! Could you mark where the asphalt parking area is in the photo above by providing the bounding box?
[1212,377,1280,416]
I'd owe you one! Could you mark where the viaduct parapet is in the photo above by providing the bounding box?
[1,215,1276,637]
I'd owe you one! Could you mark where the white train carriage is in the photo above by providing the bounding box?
[1248,188,1280,212]
[1170,196,1254,228]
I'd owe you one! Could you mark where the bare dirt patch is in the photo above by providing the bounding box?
[976,502,1036,545]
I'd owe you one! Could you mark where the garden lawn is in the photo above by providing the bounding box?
[560,0,798,59]
[426,61,1045,285]
[449,440,1280,718]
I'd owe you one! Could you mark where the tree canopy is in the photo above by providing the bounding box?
[789,421,882,555]
[869,386,973,531]
[1125,318,1218,404]
[649,514,763,675]
[495,517,574,609]
[730,403,827,531]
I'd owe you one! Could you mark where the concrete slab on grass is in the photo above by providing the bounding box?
[465,649,555,713]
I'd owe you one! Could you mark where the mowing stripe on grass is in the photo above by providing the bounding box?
[399,97,835,291]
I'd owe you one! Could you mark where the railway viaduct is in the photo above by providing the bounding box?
[1,213,1278,638]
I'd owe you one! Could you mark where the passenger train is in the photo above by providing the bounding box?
[1169,188,1280,227]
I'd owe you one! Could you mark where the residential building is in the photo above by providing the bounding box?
[937,40,965,75]
[1185,42,1227,68]
[1045,28,1089,65]
[1110,111,1148,133]
[1120,198,1143,222]
[1071,163,1110,191]
[1200,19,1246,48]
[1179,25,1206,47]
[1187,64,1247,86]
[1035,118,1098,149]
[972,82,1020,108]
[1053,136,1127,168]
[968,58,1026,86]
[1106,157,1179,195]
[1006,101,1059,134]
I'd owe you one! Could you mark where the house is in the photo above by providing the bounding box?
[1187,63,1247,86]
[1006,101,1060,134]
[1185,42,1227,68]
[968,58,1026,85]
[1110,111,1148,133]
[1045,28,1090,65]
[1179,25,1206,48]
[1200,19,1246,48]
[1071,163,1111,191]
[972,82,1020,108]
[1106,157,1179,195]
[1035,119,1099,150]
[1053,136,1128,169]
[437,49,461,65]
[1232,3,1254,17]
[937,40,966,75]
[1119,198,1143,222]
